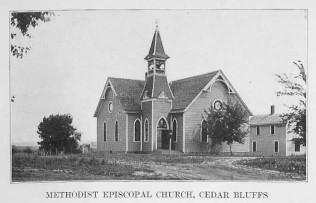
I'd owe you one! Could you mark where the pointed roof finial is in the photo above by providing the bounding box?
[144,21,169,60]
[155,19,159,31]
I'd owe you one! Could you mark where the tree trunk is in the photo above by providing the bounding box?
[229,144,233,156]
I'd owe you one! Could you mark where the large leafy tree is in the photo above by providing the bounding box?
[276,61,306,146]
[205,100,249,155]
[11,12,53,58]
[37,114,81,154]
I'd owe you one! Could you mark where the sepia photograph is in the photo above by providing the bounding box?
[10,9,307,182]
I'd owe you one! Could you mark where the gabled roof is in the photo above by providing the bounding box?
[94,77,144,117]
[144,29,169,60]
[250,114,283,125]
[110,77,144,111]
[170,71,219,111]
[94,70,252,117]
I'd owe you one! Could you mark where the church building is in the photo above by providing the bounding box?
[94,26,253,153]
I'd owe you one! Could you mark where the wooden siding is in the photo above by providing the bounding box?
[141,101,152,152]
[249,124,287,156]
[127,114,141,152]
[152,99,172,150]
[185,81,249,153]
[97,88,126,152]
[171,113,184,152]
[220,135,250,153]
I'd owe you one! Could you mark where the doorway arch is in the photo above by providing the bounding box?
[156,117,169,149]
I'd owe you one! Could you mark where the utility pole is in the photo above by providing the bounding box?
[168,130,173,156]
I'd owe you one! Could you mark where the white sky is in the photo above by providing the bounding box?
[10,10,307,144]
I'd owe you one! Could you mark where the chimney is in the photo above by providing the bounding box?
[270,105,275,115]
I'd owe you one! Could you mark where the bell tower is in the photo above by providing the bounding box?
[144,25,169,76]
[140,24,174,151]
[140,25,173,100]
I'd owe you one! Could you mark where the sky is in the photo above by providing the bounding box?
[10,10,307,145]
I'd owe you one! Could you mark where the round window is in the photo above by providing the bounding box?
[213,100,222,110]
[108,101,113,113]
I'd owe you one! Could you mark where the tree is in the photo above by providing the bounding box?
[23,147,32,156]
[37,114,82,154]
[276,61,306,146]
[10,12,53,58]
[205,100,249,155]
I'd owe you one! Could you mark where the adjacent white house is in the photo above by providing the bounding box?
[249,105,306,156]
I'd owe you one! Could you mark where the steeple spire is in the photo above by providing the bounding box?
[145,25,169,60]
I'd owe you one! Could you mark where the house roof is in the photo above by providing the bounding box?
[93,77,145,117]
[170,71,219,111]
[94,70,252,117]
[144,29,169,60]
[109,77,144,112]
[250,114,283,125]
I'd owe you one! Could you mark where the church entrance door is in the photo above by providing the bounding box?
[161,130,170,149]
[156,117,169,150]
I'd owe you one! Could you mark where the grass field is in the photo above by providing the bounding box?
[12,152,307,182]
[235,155,306,175]
[12,153,173,181]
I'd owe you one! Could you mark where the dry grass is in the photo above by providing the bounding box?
[12,153,178,182]
[235,155,306,175]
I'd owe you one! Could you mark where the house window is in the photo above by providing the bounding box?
[108,101,113,113]
[201,120,208,142]
[114,121,119,142]
[172,119,177,142]
[295,142,300,152]
[274,141,279,153]
[271,125,275,135]
[213,100,223,110]
[256,126,260,135]
[134,119,141,142]
[144,119,149,142]
[103,122,107,141]
[252,141,257,152]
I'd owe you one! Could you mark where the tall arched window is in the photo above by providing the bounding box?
[103,122,107,141]
[144,119,149,142]
[201,120,208,142]
[114,121,119,142]
[134,119,141,142]
[172,119,177,142]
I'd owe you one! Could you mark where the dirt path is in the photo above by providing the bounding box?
[133,157,305,181]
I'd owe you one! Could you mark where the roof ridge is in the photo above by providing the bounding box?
[170,70,221,83]
[108,77,144,82]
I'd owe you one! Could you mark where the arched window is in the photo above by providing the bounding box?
[108,101,113,113]
[134,119,141,142]
[157,117,168,129]
[172,119,177,142]
[114,121,119,142]
[201,120,208,142]
[103,122,107,141]
[144,119,149,142]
